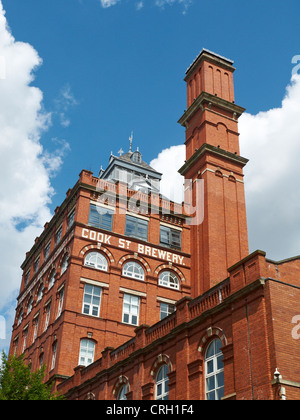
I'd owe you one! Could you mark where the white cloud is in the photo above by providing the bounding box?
[150,144,185,203]
[239,74,300,260]
[54,84,78,128]
[0,1,67,350]
[99,0,192,12]
[100,0,120,8]
[151,75,300,261]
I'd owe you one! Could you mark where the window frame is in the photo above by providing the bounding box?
[122,261,145,281]
[61,254,69,275]
[88,204,114,232]
[160,302,176,320]
[51,341,57,371]
[205,338,225,401]
[117,385,128,401]
[155,364,169,400]
[48,271,56,290]
[158,271,180,290]
[79,339,95,367]
[125,215,148,241]
[56,288,64,319]
[160,225,181,250]
[84,251,108,272]
[122,293,140,326]
[82,284,102,318]
[44,302,51,332]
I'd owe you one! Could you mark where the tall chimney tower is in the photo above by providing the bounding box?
[179,49,249,297]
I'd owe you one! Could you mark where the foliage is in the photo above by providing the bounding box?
[0,352,64,400]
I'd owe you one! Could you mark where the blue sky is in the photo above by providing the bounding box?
[2,0,300,208]
[0,0,300,354]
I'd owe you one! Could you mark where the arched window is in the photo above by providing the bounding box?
[205,338,224,400]
[123,261,144,281]
[158,271,179,290]
[117,385,128,400]
[61,254,68,275]
[37,284,44,302]
[84,252,108,271]
[79,339,95,367]
[155,364,169,400]
[27,296,33,315]
[17,308,23,326]
[48,271,56,290]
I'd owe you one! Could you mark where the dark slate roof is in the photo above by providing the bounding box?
[112,152,162,176]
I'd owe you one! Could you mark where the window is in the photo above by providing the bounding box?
[158,271,180,290]
[205,339,224,401]
[17,309,23,327]
[24,270,30,287]
[44,302,51,332]
[131,151,142,163]
[160,302,175,320]
[160,226,181,250]
[55,226,62,245]
[84,252,108,271]
[37,284,44,303]
[44,242,51,260]
[67,208,75,227]
[79,339,95,367]
[125,215,148,241]
[39,352,44,369]
[56,288,64,319]
[122,294,140,326]
[34,257,40,274]
[22,328,28,353]
[27,297,33,315]
[122,261,144,281]
[88,204,114,232]
[82,284,102,317]
[48,271,56,290]
[32,316,39,343]
[61,254,68,274]
[51,341,57,370]
[117,385,128,400]
[155,365,169,400]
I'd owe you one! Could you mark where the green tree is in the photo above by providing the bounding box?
[0,352,64,400]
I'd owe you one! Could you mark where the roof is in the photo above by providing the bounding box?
[185,48,235,78]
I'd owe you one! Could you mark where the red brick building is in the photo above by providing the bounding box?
[9,49,300,400]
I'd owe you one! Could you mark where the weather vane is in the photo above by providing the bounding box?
[129,131,133,152]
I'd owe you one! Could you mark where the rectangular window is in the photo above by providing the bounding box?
[160,226,181,250]
[34,257,40,274]
[122,294,140,326]
[44,303,51,332]
[125,215,148,241]
[44,242,51,260]
[88,204,114,232]
[24,270,30,287]
[79,339,95,367]
[160,302,176,320]
[32,316,39,343]
[51,341,57,371]
[82,284,102,317]
[55,226,62,245]
[56,288,64,319]
[22,328,28,353]
[67,208,75,227]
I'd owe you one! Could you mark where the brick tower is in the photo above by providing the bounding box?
[178,49,249,297]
